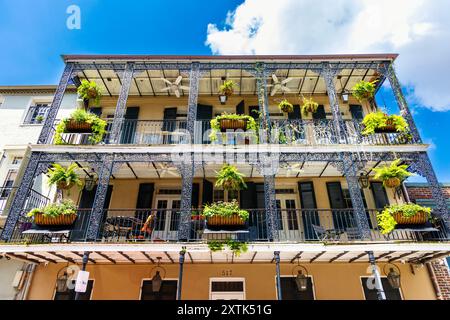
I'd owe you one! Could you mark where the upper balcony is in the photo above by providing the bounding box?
[35,54,424,151]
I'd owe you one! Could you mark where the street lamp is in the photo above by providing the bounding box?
[383,263,401,289]
[150,257,166,293]
[341,90,350,103]
[55,267,70,293]
[292,260,309,292]
[358,171,370,189]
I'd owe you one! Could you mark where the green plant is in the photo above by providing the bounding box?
[278,99,294,113]
[26,199,77,218]
[361,111,408,135]
[35,115,45,123]
[219,80,237,96]
[207,239,248,256]
[209,113,258,142]
[47,163,83,189]
[203,200,249,221]
[373,159,414,187]
[352,80,377,102]
[54,109,107,145]
[377,203,432,234]
[77,80,102,107]
[301,97,319,116]
[215,164,247,191]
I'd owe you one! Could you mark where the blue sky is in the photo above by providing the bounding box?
[0,0,448,182]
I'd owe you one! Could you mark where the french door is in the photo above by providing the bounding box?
[276,195,301,241]
[153,196,181,240]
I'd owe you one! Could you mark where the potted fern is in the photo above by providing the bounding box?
[27,200,78,226]
[377,203,432,234]
[209,113,258,142]
[77,80,102,109]
[301,97,319,116]
[373,159,414,188]
[215,165,247,191]
[219,80,237,97]
[361,111,408,135]
[352,80,377,103]
[54,109,107,145]
[203,200,249,228]
[278,99,294,113]
[47,163,83,191]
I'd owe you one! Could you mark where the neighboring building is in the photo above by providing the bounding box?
[0,86,77,299]
[0,54,449,300]
[405,183,450,300]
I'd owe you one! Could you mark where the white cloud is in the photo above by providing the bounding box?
[205,0,450,111]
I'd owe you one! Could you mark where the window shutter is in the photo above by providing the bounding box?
[120,106,140,144]
[202,179,213,205]
[236,100,245,115]
[370,182,390,209]
[312,105,326,120]
[288,105,302,120]
[192,183,200,208]
[349,105,364,121]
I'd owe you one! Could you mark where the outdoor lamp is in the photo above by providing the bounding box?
[358,172,370,189]
[218,94,227,105]
[84,168,98,191]
[341,90,350,103]
[55,268,69,293]
[292,260,309,292]
[151,271,162,292]
[384,263,401,289]
[150,257,166,293]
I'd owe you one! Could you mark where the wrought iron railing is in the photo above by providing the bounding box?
[23,105,50,125]
[0,187,49,217]
[7,207,448,243]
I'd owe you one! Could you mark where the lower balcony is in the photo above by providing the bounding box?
[9,208,448,244]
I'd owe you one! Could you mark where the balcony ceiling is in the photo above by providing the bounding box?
[74,64,382,97]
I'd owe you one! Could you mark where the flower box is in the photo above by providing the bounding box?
[392,211,428,225]
[65,120,93,133]
[33,213,77,226]
[219,119,248,131]
[207,214,246,227]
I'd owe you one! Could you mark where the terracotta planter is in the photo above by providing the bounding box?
[280,105,293,113]
[207,214,246,227]
[191,215,205,221]
[392,211,428,225]
[65,120,92,133]
[383,177,401,189]
[220,119,247,131]
[375,119,397,133]
[34,213,77,226]
[56,181,74,190]
[221,88,234,97]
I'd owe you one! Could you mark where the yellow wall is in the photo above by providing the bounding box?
[27,262,436,300]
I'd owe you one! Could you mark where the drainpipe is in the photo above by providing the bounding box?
[177,250,186,300]
[367,251,386,300]
[401,182,410,202]
[274,251,282,300]
[74,251,90,300]
[21,263,36,300]
[425,262,443,300]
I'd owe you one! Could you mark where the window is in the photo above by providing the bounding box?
[210,279,245,300]
[342,188,368,208]
[140,280,177,300]
[361,277,402,300]
[213,189,239,202]
[1,170,17,198]
[24,103,51,124]
[54,280,94,300]
[11,157,23,165]
[280,277,315,300]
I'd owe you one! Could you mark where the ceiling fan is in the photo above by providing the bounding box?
[160,76,190,98]
[267,74,293,96]
[157,163,179,177]
[282,163,304,177]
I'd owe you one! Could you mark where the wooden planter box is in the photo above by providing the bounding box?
[207,214,246,227]
[220,119,247,132]
[392,211,428,225]
[65,120,92,133]
[374,120,397,133]
[34,213,77,226]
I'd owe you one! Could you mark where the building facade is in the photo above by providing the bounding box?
[0,54,449,300]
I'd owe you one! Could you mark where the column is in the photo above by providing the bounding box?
[264,174,279,241]
[367,251,387,300]
[410,152,450,231]
[74,251,90,300]
[177,160,195,241]
[177,250,186,300]
[37,63,74,144]
[339,153,372,240]
[186,63,201,143]
[109,62,135,144]
[85,156,114,241]
[322,63,348,144]
[274,251,282,300]
[383,63,422,143]
[0,152,42,241]
[255,63,271,142]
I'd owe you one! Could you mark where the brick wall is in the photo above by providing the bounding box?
[406,184,450,201]
[430,260,450,300]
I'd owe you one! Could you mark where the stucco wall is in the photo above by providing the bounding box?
[0,259,25,300]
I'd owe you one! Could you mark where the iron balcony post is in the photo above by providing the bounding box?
[274,251,282,300]
[74,251,90,300]
[367,251,386,300]
[177,250,186,300]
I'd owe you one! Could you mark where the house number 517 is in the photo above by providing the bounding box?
[221,270,232,276]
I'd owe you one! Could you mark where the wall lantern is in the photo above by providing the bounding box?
[358,171,370,189]
[218,94,228,105]
[292,259,309,292]
[383,263,401,289]
[55,266,74,293]
[84,168,98,192]
[341,90,350,103]
[150,257,166,293]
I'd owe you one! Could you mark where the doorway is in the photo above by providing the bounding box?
[276,194,301,241]
[210,278,246,300]
[153,195,181,241]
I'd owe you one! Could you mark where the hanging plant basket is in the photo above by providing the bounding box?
[374,119,397,133]
[392,211,428,225]
[57,181,75,190]
[33,213,77,226]
[65,120,93,133]
[219,119,248,131]
[383,177,401,189]
[207,214,246,227]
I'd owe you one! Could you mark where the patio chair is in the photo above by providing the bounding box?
[312,224,343,241]
[344,227,361,241]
